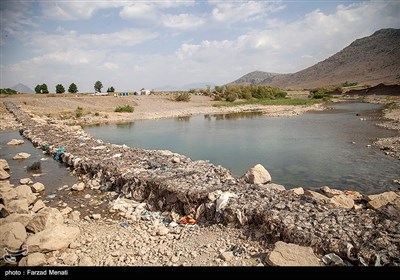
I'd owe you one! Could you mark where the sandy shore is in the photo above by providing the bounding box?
[0,93,323,128]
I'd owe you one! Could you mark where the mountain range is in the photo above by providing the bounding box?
[231,28,400,89]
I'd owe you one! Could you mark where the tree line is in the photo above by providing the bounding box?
[34,81,115,94]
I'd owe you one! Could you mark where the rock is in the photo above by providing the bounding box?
[60,252,78,265]
[0,187,17,205]
[7,139,24,145]
[243,164,271,184]
[26,225,80,253]
[31,182,45,193]
[71,182,85,191]
[13,152,31,160]
[157,227,169,236]
[366,191,398,209]
[377,198,400,221]
[0,168,10,180]
[7,199,29,214]
[320,186,344,197]
[0,213,33,227]
[304,190,329,202]
[172,157,180,163]
[19,252,47,266]
[15,185,36,205]
[84,194,91,199]
[69,211,80,221]
[0,159,10,170]
[321,253,345,266]
[20,178,33,185]
[267,241,322,266]
[329,194,354,209]
[31,199,46,213]
[60,207,72,216]
[26,207,64,233]
[220,251,234,262]
[0,222,27,251]
[263,183,285,191]
[91,213,101,220]
[79,256,94,266]
[290,187,304,195]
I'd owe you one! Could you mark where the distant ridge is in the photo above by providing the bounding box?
[230,71,283,85]
[231,28,400,89]
[11,83,34,93]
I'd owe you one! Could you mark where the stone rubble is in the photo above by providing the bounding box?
[1,101,400,266]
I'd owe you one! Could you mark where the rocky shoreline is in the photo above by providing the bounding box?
[1,101,400,266]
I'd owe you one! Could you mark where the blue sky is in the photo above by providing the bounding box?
[1,0,399,92]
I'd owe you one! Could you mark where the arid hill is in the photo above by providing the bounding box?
[231,28,400,89]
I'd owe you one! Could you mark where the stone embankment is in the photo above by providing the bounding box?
[3,101,400,266]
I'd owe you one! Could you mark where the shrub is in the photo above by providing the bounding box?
[225,92,237,102]
[174,92,191,102]
[75,106,83,118]
[115,104,134,112]
[94,112,100,116]
[0,88,17,95]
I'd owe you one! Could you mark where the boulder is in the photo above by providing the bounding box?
[267,241,322,266]
[31,182,45,193]
[0,168,10,180]
[0,187,18,205]
[366,191,398,209]
[0,159,10,170]
[7,199,29,214]
[320,186,344,197]
[220,251,234,262]
[304,190,329,202]
[13,153,31,160]
[20,178,33,185]
[7,139,24,145]
[71,182,85,191]
[69,211,80,221]
[15,185,36,205]
[329,194,355,209]
[31,199,46,213]
[26,207,64,233]
[19,252,47,266]
[26,225,80,253]
[290,187,304,195]
[0,213,33,227]
[91,213,101,220]
[0,222,27,251]
[243,164,271,184]
[172,157,180,163]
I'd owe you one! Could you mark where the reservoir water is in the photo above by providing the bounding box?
[84,102,399,194]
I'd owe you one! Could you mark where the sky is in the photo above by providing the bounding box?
[1,0,399,92]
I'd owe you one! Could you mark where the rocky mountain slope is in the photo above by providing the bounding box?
[232,28,400,89]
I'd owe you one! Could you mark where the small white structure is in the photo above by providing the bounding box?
[140,88,150,95]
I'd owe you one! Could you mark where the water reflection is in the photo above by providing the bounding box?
[205,111,264,121]
[116,122,135,129]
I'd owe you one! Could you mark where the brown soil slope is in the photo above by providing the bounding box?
[233,28,400,89]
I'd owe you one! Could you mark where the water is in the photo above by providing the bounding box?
[84,102,400,194]
[0,130,78,193]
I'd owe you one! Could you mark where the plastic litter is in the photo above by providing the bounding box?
[54,147,66,161]
[321,253,345,266]
[120,222,129,228]
[344,190,363,201]
[46,194,56,199]
[216,192,238,212]
[179,215,196,225]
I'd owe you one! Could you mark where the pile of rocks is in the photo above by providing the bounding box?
[4,101,400,266]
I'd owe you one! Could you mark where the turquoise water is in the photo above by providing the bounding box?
[83,102,399,194]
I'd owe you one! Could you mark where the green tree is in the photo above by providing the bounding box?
[34,84,42,93]
[68,83,78,93]
[94,81,103,93]
[107,86,115,93]
[41,83,49,94]
[56,84,65,93]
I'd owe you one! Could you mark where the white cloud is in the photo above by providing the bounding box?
[40,0,124,21]
[27,28,158,52]
[162,13,205,29]
[102,62,119,70]
[210,0,285,24]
